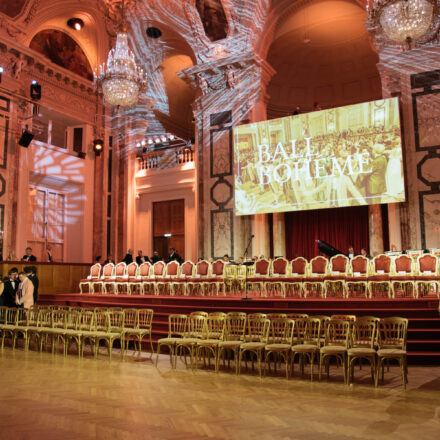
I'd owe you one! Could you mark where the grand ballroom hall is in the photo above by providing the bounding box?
[0,0,440,439]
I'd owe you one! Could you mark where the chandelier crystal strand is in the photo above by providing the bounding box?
[94,32,146,107]
[378,0,435,44]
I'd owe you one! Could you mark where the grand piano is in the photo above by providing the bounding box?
[316,239,344,258]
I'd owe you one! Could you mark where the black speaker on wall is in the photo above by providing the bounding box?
[18,130,34,147]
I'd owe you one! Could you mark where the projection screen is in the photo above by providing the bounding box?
[233,97,405,216]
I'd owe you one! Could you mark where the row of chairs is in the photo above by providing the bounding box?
[0,305,154,360]
[156,312,408,389]
[79,253,440,298]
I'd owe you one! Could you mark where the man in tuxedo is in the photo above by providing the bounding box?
[16,272,34,310]
[150,251,161,264]
[167,247,183,264]
[347,246,355,259]
[2,268,19,307]
[21,247,37,262]
[136,250,150,266]
[25,266,39,304]
[122,249,133,264]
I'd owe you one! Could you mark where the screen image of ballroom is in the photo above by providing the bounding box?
[234,98,405,216]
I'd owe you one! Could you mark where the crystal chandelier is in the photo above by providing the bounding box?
[94,31,146,107]
[368,0,437,47]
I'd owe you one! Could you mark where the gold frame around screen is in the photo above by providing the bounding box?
[233,97,405,216]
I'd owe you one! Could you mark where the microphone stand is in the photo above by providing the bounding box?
[242,235,254,300]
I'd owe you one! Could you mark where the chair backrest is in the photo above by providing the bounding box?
[211,260,225,276]
[325,320,350,347]
[196,260,210,276]
[394,255,412,273]
[293,318,308,343]
[350,255,369,274]
[351,317,377,348]
[209,312,226,318]
[26,308,39,326]
[90,263,101,278]
[185,315,207,338]
[287,313,309,320]
[254,259,270,276]
[166,261,179,277]
[153,261,165,276]
[268,318,295,344]
[372,254,391,274]
[310,256,328,275]
[127,262,138,277]
[246,316,271,343]
[206,315,225,339]
[38,309,52,328]
[102,263,114,277]
[123,309,138,329]
[168,314,187,338]
[247,313,267,319]
[181,261,194,277]
[272,258,288,275]
[304,317,322,346]
[108,310,124,330]
[0,307,7,324]
[224,312,247,340]
[190,311,208,318]
[378,317,408,350]
[291,257,307,275]
[138,309,154,329]
[266,313,287,320]
[114,262,126,277]
[66,310,79,330]
[330,314,356,323]
[51,310,67,329]
[330,255,349,273]
[139,262,151,277]
[417,254,437,274]
[95,310,109,332]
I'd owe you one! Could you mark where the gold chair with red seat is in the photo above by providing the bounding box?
[173,260,194,296]
[79,263,101,294]
[187,260,211,296]
[146,261,166,296]
[324,254,349,298]
[303,256,328,298]
[109,262,127,295]
[368,254,392,298]
[415,254,439,298]
[157,260,180,295]
[285,257,308,297]
[265,257,289,297]
[391,254,415,298]
[132,261,150,295]
[345,255,369,298]
[205,260,227,296]
[93,263,114,294]
[246,258,271,297]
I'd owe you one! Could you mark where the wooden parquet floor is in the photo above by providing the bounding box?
[0,348,439,440]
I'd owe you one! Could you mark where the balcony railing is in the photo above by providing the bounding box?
[138,147,194,171]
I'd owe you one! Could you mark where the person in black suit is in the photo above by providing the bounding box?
[150,251,161,264]
[167,247,183,264]
[25,266,39,304]
[21,247,37,262]
[136,250,150,266]
[104,256,114,265]
[122,249,133,264]
[1,268,19,307]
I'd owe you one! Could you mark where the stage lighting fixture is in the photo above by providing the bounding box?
[18,129,34,147]
[0,66,3,83]
[30,80,41,100]
[67,18,84,31]
[146,27,162,38]
[93,139,104,156]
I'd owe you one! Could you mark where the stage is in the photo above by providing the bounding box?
[39,293,440,365]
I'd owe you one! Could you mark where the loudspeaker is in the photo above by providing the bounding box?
[18,130,34,147]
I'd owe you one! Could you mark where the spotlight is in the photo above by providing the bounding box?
[30,80,41,100]
[0,66,3,83]
[93,139,104,156]
[67,18,84,31]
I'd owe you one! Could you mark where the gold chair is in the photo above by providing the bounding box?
[347,317,379,385]
[196,315,225,370]
[368,254,392,298]
[319,319,350,382]
[266,313,287,320]
[124,262,139,295]
[159,261,180,295]
[324,255,349,298]
[238,316,270,377]
[391,255,415,298]
[205,260,227,296]
[285,257,308,298]
[246,259,271,297]
[123,309,154,358]
[304,256,328,298]
[264,318,295,379]
[291,317,321,381]
[1,308,18,349]
[14,308,38,351]
[345,256,369,298]
[79,263,101,294]
[132,262,150,295]
[156,314,187,368]
[376,317,408,390]
[187,260,211,296]
[190,311,208,318]
[77,310,96,357]
[217,312,247,374]
[415,254,439,298]
[265,258,289,297]
[175,315,207,369]
[108,262,127,295]
[94,263,115,294]
[146,261,166,295]
[287,313,309,320]
[173,261,194,296]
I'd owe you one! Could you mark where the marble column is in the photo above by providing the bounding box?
[253,214,270,258]
[369,205,384,256]
[273,212,286,257]
[387,203,402,251]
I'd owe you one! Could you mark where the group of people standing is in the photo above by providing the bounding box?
[96,247,185,267]
[0,266,39,310]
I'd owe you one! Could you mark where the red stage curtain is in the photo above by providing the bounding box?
[285,205,369,260]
